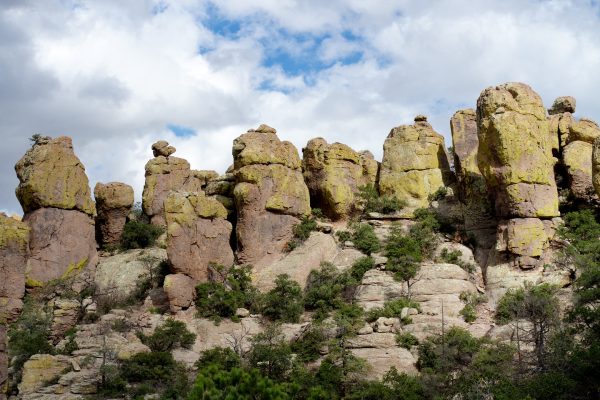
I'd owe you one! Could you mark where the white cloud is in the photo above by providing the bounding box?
[1,0,600,214]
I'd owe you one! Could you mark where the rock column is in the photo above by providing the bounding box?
[94,182,134,248]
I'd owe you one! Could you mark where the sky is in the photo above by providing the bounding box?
[1,0,600,214]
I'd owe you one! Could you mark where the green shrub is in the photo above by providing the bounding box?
[357,184,406,214]
[120,220,163,249]
[335,230,352,243]
[459,292,486,323]
[396,332,419,349]
[349,256,375,281]
[195,347,242,371]
[438,248,475,273]
[311,208,325,219]
[291,324,327,363]
[352,223,381,255]
[304,262,348,315]
[248,324,293,381]
[138,319,196,352]
[195,264,258,322]
[427,186,448,201]
[365,298,420,322]
[261,274,304,323]
[120,351,189,397]
[287,216,318,251]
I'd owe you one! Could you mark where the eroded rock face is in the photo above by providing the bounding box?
[378,116,452,213]
[593,137,600,197]
[450,109,495,231]
[302,138,377,220]
[562,141,594,200]
[142,141,213,226]
[0,214,29,324]
[477,82,558,218]
[15,136,96,216]
[24,208,97,285]
[163,273,196,311]
[94,182,134,247]
[164,191,234,282]
[18,354,71,395]
[233,125,310,266]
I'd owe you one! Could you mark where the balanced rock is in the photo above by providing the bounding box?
[302,138,377,220]
[0,214,29,324]
[450,109,495,231]
[164,191,234,282]
[232,125,310,266]
[378,116,452,212]
[151,140,176,157]
[548,96,576,115]
[15,136,95,216]
[24,208,98,285]
[94,182,134,247]
[142,141,207,226]
[477,82,559,218]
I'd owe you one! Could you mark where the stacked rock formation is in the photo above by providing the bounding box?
[302,138,378,220]
[0,214,29,397]
[477,83,559,269]
[232,124,310,266]
[142,140,217,226]
[14,136,98,285]
[450,109,495,231]
[164,191,234,282]
[549,96,600,201]
[593,138,600,198]
[94,182,134,248]
[378,116,452,213]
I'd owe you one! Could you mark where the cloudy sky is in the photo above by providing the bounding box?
[1,0,600,214]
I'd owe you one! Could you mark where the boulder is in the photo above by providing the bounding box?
[378,116,452,213]
[51,298,80,341]
[450,109,495,231]
[548,96,576,115]
[254,232,338,291]
[151,140,176,157]
[142,141,206,226]
[164,191,234,282]
[477,82,558,218]
[15,136,95,216]
[18,354,71,395]
[163,273,196,310]
[302,138,377,220]
[94,248,167,301]
[593,137,600,197]
[562,141,594,200]
[0,214,29,324]
[233,125,310,266]
[24,208,97,285]
[94,182,134,248]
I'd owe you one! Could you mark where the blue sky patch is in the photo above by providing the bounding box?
[201,3,242,39]
[167,124,196,138]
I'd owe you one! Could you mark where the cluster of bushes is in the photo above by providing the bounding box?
[287,215,318,251]
[365,298,420,323]
[357,183,407,214]
[437,248,475,273]
[458,291,486,323]
[120,220,164,250]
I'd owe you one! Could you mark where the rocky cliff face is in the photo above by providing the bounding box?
[232,124,311,267]
[94,182,134,248]
[379,116,452,215]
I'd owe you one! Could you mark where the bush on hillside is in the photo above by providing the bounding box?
[120,220,163,249]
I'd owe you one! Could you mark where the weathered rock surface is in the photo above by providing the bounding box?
[548,96,576,115]
[163,273,196,311]
[94,248,167,301]
[94,182,134,247]
[351,348,417,379]
[18,354,71,395]
[593,137,600,198]
[164,191,234,282]
[450,109,495,231]
[151,140,176,157]
[15,137,95,216]
[477,82,558,218]
[562,141,594,200]
[254,232,338,291]
[302,138,377,220]
[24,208,97,286]
[0,214,29,324]
[378,116,452,213]
[50,298,80,342]
[142,141,209,226]
[233,125,310,266]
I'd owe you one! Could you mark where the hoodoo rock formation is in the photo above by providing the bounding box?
[232,124,310,266]
[0,214,29,324]
[302,138,378,220]
[378,115,452,214]
[94,182,134,248]
[14,137,98,285]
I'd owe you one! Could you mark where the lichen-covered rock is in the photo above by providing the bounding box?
[151,140,176,157]
[163,273,196,311]
[496,218,548,258]
[450,109,495,231]
[164,191,233,282]
[0,214,29,324]
[18,354,71,395]
[233,125,310,266]
[378,116,452,213]
[15,136,95,216]
[593,137,600,198]
[477,82,559,218]
[548,96,576,115]
[94,248,167,301]
[142,141,206,226]
[94,182,134,247]
[562,141,594,200]
[51,298,81,342]
[302,138,378,220]
[24,208,97,285]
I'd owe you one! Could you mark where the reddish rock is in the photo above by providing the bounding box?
[163,273,196,310]
[94,182,134,247]
[0,214,29,323]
